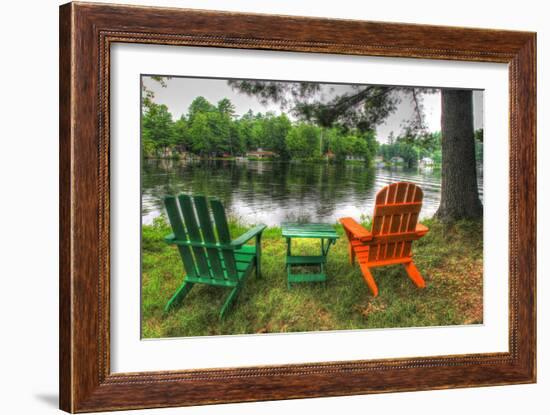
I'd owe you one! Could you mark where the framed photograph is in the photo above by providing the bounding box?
[59,2,536,412]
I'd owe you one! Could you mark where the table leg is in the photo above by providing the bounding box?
[320,239,326,280]
[322,239,335,285]
[286,237,291,289]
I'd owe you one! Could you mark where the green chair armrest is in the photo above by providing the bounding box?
[166,224,267,250]
[231,224,267,249]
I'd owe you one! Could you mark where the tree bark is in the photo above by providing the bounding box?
[435,90,483,222]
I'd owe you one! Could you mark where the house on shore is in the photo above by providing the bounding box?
[325,150,335,160]
[246,148,276,159]
[420,157,434,168]
[346,155,366,161]
[390,156,405,165]
[374,156,385,167]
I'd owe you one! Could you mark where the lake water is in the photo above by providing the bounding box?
[142,159,483,226]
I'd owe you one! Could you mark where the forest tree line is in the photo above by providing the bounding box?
[142,95,481,168]
[142,96,378,163]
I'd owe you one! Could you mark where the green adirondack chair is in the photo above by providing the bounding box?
[163,194,266,318]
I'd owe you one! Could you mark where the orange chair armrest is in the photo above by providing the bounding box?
[339,217,373,241]
[415,223,429,237]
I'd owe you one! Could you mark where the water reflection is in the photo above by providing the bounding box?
[142,159,483,226]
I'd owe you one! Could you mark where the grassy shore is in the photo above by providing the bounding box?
[141,217,483,338]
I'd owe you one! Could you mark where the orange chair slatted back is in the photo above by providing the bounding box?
[368,182,424,263]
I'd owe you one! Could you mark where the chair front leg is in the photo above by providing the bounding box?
[164,281,195,312]
[348,242,356,265]
[403,261,426,288]
[344,230,356,265]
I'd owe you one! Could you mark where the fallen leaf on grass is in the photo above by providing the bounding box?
[360,302,387,317]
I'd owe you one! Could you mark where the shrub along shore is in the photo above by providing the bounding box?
[141,217,483,338]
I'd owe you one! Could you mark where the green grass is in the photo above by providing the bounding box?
[141,217,483,338]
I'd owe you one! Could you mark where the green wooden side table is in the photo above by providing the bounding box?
[281,222,339,288]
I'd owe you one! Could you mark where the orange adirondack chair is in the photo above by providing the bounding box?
[339,182,429,296]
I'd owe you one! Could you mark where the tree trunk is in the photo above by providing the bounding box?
[435,90,483,222]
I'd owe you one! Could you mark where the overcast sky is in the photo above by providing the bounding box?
[142,76,483,143]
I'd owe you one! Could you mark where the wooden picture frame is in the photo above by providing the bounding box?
[59,2,536,412]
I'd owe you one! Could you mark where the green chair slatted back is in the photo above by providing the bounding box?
[210,199,239,279]
[163,194,265,318]
[178,194,212,278]
[164,194,241,283]
[163,195,197,278]
[192,195,226,280]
